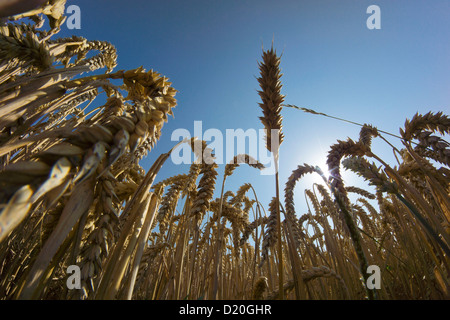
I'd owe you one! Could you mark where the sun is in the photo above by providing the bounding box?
[311,157,330,185]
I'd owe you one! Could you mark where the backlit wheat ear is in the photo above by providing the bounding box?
[156,174,188,234]
[224,154,265,177]
[326,138,368,199]
[345,186,376,200]
[401,111,450,141]
[358,124,378,150]
[76,174,120,299]
[239,216,268,246]
[301,265,346,284]
[230,183,252,207]
[74,40,118,73]
[185,140,217,219]
[252,276,268,300]
[190,162,218,221]
[342,157,397,194]
[414,130,450,167]
[266,264,348,300]
[284,164,325,248]
[259,197,278,268]
[257,47,284,153]
[284,164,326,221]
[184,163,202,196]
[0,23,53,71]
[223,190,236,202]
[398,157,448,204]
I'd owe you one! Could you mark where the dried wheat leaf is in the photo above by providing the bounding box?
[30,157,71,203]
[18,177,95,299]
[73,142,107,185]
[0,184,33,242]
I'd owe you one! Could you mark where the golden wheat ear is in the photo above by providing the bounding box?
[257,46,284,153]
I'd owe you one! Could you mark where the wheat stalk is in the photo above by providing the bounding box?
[257,45,286,299]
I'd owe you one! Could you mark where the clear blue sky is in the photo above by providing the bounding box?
[57,0,449,215]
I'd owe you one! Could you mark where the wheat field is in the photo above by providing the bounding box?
[0,1,449,300]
